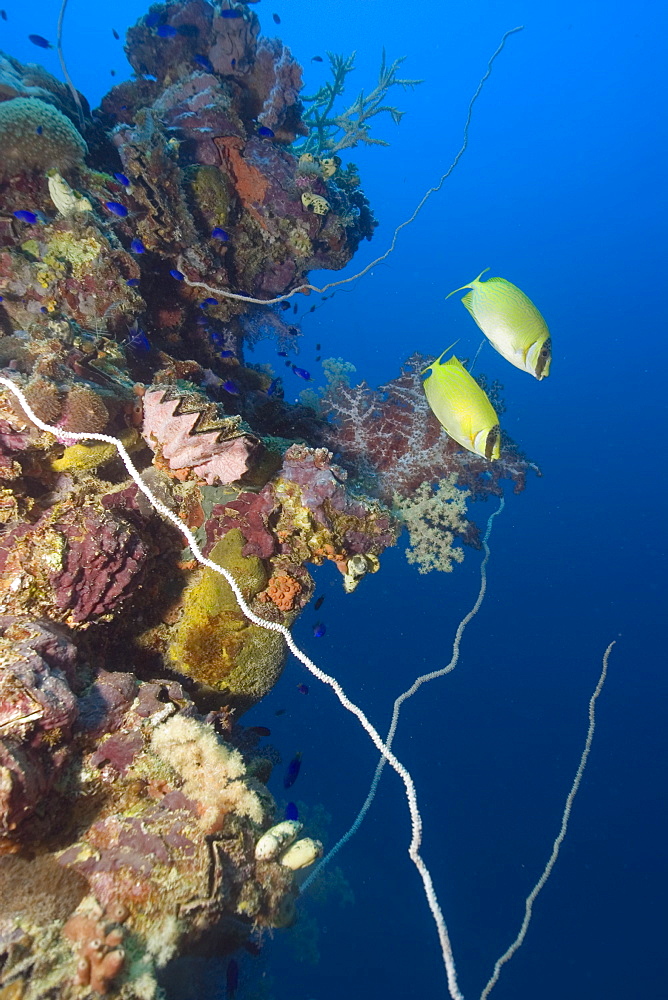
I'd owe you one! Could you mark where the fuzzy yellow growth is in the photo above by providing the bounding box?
[394,476,470,574]
[150,715,264,831]
[169,530,286,711]
[51,428,141,472]
[46,230,101,277]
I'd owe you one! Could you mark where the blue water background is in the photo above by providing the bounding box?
[2,0,666,996]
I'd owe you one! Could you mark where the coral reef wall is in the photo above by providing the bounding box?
[0,5,392,997]
[0,4,533,996]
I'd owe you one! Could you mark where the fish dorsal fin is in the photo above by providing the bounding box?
[445,267,490,300]
[421,340,459,375]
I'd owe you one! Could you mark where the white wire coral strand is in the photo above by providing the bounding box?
[479,640,614,999]
[0,375,465,1000]
[302,495,505,895]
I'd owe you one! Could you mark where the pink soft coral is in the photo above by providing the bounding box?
[322,354,533,502]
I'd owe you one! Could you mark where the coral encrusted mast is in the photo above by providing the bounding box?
[0,3,547,999]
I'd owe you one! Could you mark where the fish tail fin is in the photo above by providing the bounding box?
[420,340,459,374]
[445,267,491,300]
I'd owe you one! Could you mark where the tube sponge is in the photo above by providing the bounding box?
[0,97,87,179]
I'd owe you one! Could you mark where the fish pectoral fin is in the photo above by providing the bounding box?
[445,267,490,300]
[460,291,476,317]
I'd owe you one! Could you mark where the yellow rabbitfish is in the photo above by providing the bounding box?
[446,269,552,380]
[422,347,501,461]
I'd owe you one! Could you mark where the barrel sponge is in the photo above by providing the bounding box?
[0,97,88,179]
[169,528,287,714]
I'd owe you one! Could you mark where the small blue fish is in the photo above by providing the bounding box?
[211,227,230,241]
[209,331,222,343]
[105,201,128,217]
[35,126,43,135]
[231,58,236,68]
[226,958,239,999]
[145,12,161,27]
[257,125,274,138]
[13,210,37,224]
[313,622,326,638]
[277,351,288,357]
[221,9,242,17]
[222,379,239,394]
[193,53,214,72]
[113,171,130,187]
[314,595,325,610]
[297,683,309,695]
[156,24,177,37]
[169,268,184,281]
[292,366,311,381]
[220,349,235,357]
[112,28,120,40]
[283,752,302,790]
[285,802,299,821]
[130,238,145,254]
[28,34,52,49]
[0,295,4,301]
[126,278,140,287]
[266,378,280,396]
[202,296,218,305]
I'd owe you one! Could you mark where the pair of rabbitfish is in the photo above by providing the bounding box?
[423,269,552,461]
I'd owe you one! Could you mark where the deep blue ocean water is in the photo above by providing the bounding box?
[3,1,666,997]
